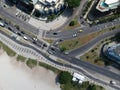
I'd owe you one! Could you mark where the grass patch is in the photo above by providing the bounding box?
[62,17,80,32]
[59,32,99,51]
[26,58,37,69]
[39,61,60,73]
[43,39,54,44]
[0,41,16,56]
[60,81,105,90]
[0,27,12,35]
[17,55,26,62]
[80,38,112,66]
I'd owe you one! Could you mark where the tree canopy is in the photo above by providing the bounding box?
[59,71,72,84]
[66,0,81,8]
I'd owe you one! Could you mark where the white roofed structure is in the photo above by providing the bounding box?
[105,0,119,5]
[45,0,58,3]
[96,0,120,12]
[72,73,85,83]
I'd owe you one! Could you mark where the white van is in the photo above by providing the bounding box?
[0,21,5,27]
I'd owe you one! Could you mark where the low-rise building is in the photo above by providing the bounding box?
[72,73,85,84]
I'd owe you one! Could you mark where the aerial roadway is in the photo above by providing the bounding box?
[0,4,120,90]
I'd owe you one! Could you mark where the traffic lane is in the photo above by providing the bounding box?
[48,49,120,90]
[3,22,46,49]
[52,50,120,81]
[0,7,39,35]
[45,19,120,39]
[68,29,120,56]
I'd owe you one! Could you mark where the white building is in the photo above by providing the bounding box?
[33,0,65,15]
[96,0,120,12]
[72,73,85,84]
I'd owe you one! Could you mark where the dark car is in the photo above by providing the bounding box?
[43,44,47,47]
[21,31,25,34]
[17,32,21,36]
[53,32,57,35]
[8,27,12,31]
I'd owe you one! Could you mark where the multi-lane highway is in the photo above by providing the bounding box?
[0,26,120,90]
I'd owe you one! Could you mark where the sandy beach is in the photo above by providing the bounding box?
[0,49,60,90]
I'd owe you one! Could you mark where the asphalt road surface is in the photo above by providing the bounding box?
[0,7,39,35]
[45,19,120,40]
[68,29,120,56]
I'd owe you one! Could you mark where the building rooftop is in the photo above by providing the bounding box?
[73,73,85,81]
[46,0,58,3]
[105,0,119,5]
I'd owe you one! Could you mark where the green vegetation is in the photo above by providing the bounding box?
[59,46,67,52]
[66,0,81,8]
[39,62,60,73]
[47,14,56,21]
[60,78,105,90]
[61,81,89,90]
[82,0,94,16]
[96,14,120,24]
[62,17,80,31]
[26,58,37,68]
[59,32,99,51]
[69,19,77,26]
[43,39,54,44]
[17,55,26,62]
[0,41,16,56]
[80,37,113,66]
[59,71,72,84]
[0,27,12,35]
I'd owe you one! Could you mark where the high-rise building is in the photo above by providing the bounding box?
[96,0,120,12]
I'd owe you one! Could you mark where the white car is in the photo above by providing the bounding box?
[0,21,5,27]
[23,36,28,40]
[73,34,77,37]
[32,38,37,41]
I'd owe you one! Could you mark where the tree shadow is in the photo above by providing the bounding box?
[4,0,15,7]
[61,8,74,18]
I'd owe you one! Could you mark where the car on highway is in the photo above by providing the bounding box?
[8,27,12,31]
[64,51,69,55]
[55,41,59,45]
[78,30,83,33]
[21,31,25,34]
[43,44,47,47]
[23,36,28,40]
[110,81,116,85]
[32,37,37,41]
[0,21,5,27]
[17,32,22,36]
[53,32,57,35]
[73,34,77,37]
